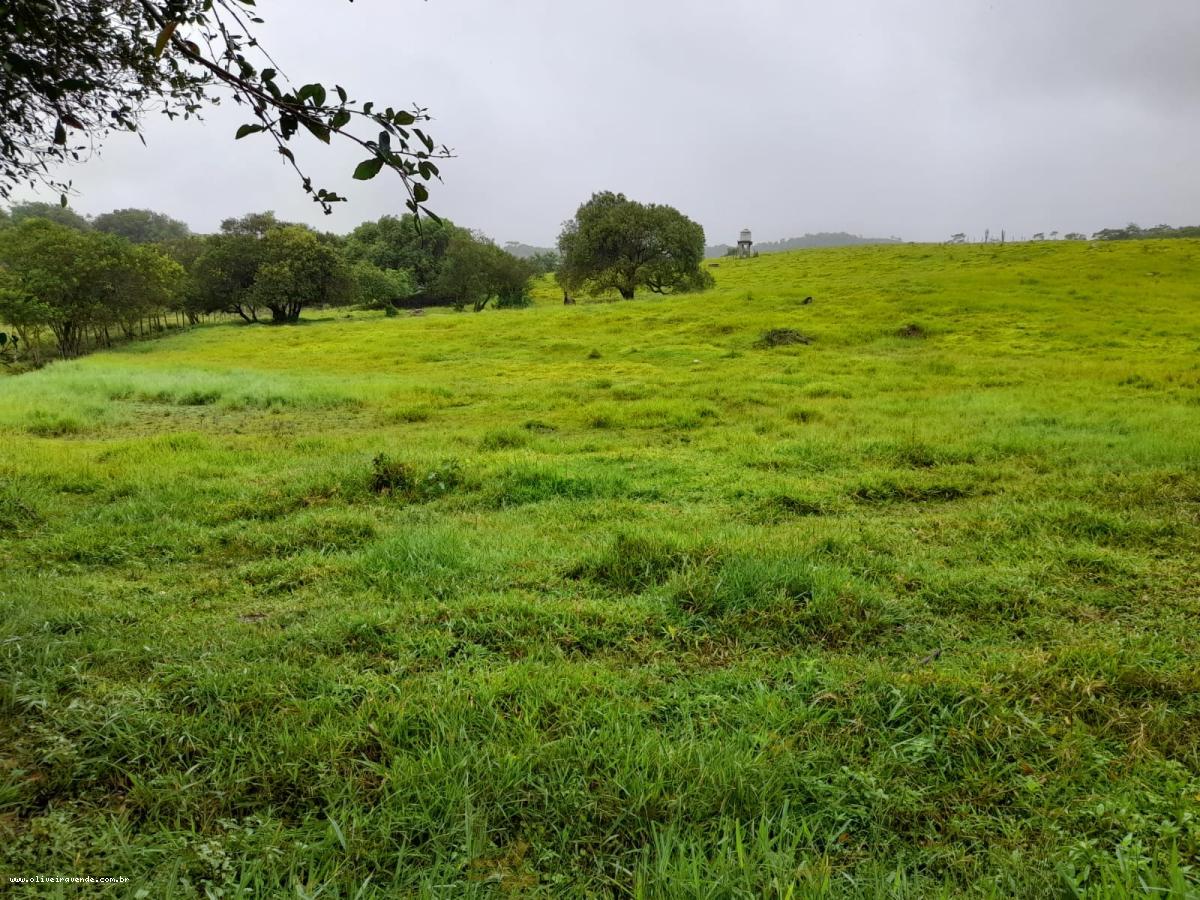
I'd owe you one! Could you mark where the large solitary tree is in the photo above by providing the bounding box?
[557,192,712,300]
[1,0,449,213]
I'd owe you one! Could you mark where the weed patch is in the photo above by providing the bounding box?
[368,454,462,502]
[755,328,813,348]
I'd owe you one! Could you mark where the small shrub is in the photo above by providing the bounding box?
[368,454,462,502]
[897,323,928,339]
[755,329,812,349]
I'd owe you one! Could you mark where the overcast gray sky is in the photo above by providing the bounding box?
[19,0,1200,245]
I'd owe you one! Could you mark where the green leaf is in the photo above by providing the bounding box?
[353,157,385,180]
[393,110,416,126]
[302,119,330,144]
[336,85,348,103]
[331,110,351,130]
[412,183,429,203]
[235,123,263,139]
[298,83,326,106]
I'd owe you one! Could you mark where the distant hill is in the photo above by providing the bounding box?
[706,231,903,258]
[503,241,556,259]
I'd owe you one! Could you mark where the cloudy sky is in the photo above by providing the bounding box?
[19,0,1200,245]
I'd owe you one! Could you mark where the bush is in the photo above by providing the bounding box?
[368,454,462,502]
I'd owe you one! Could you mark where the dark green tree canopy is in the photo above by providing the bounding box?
[433,232,535,312]
[192,214,350,324]
[92,208,190,243]
[344,214,461,300]
[6,201,92,231]
[1,0,449,213]
[1091,222,1200,241]
[0,217,181,358]
[557,192,713,300]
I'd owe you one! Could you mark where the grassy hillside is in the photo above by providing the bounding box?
[1,241,1198,896]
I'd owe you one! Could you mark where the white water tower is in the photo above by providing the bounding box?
[737,228,753,258]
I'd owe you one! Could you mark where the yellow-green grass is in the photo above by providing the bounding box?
[1,240,1199,897]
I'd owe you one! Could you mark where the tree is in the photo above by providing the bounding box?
[192,232,264,323]
[349,261,415,310]
[0,217,181,357]
[220,211,295,238]
[525,250,560,276]
[1063,232,1087,241]
[948,233,966,244]
[0,267,52,364]
[557,192,712,300]
[158,234,209,323]
[93,208,189,243]
[96,235,184,338]
[434,234,493,312]
[248,226,349,323]
[1090,222,1200,241]
[1,0,449,214]
[0,219,96,357]
[7,201,91,230]
[430,233,534,312]
[344,213,462,303]
[192,218,350,323]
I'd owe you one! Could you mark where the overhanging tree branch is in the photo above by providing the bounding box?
[1,0,451,214]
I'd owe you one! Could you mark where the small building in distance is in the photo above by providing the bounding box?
[737,228,753,258]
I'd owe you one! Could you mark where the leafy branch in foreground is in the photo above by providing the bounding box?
[1,0,450,214]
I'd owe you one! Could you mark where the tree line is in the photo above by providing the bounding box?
[1090,223,1200,241]
[947,223,1200,244]
[0,203,539,364]
[1,190,718,365]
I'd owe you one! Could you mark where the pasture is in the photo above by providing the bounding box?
[1,240,1198,896]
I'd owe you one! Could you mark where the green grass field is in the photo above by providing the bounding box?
[2,240,1199,897]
